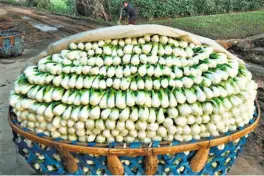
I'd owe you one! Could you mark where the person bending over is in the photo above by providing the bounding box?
[119,1,137,25]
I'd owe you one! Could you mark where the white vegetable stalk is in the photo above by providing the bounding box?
[178,104,192,117]
[123,66,131,77]
[124,45,133,54]
[142,44,152,54]
[67,51,81,60]
[151,91,160,108]
[157,109,165,124]
[160,90,169,108]
[44,103,55,120]
[182,77,194,88]
[35,87,45,102]
[104,56,113,66]
[138,65,147,77]
[99,67,107,77]
[158,45,165,56]
[62,106,72,120]
[203,87,214,99]
[145,92,152,108]
[137,78,145,90]
[119,108,130,121]
[195,87,206,102]
[53,104,67,116]
[99,78,107,89]
[78,106,89,121]
[103,46,112,55]
[174,89,186,104]
[89,106,100,119]
[184,89,197,104]
[136,91,146,106]
[138,107,149,122]
[153,80,161,89]
[154,65,162,77]
[130,108,139,122]
[144,78,153,90]
[99,91,108,109]
[90,91,103,106]
[161,78,169,88]
[126,91,135,107]
[116,91,126,109]
[73,92,81,106]
[136,121,147,131]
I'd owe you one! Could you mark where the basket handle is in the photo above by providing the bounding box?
[190,146,210,172]
[144,154,158,175]
[107,155,124,175]
[0,36,15,48]
[54,144,79,173]
[0,38,3,48]
[10,36,15,46]
[107,154,159,175]
[143,147,210,175]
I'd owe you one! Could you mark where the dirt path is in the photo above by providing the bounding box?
[0,4,263,175]
[1,3,105,31]
[0,3,106,46]
[0,4,106,174]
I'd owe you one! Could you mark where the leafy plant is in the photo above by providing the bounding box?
[27,0,53,10]
[105,0,264,21]
[5,0,264,20]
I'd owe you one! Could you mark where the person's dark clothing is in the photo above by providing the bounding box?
[123,4,137,24]
[128,18,136,24]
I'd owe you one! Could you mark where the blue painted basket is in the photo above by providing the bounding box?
[8,101,260,175]
[0,30,24,58]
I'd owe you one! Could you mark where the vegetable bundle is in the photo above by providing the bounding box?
[9,34,258,144]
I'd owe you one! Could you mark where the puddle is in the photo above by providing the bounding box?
[22,16,61,32]
[22,16,30,20]
[23,48,37,54]
[32,24,57,32]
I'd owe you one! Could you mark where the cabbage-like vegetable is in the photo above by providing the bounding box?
[10,34,257,144]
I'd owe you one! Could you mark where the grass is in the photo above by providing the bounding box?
[143,10,264,39]
[0,0,74,14]
[1,0,26,5]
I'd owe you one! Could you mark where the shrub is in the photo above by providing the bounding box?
[9,0,264,20]
[105,0,264,21]
[27,0,53,10]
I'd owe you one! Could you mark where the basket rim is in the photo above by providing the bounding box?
[0,30,24,39]
[9,100,261,156]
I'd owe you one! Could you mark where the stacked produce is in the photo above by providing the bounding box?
[9,34,258,144]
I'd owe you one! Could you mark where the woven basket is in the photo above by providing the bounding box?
[0,30,24,58]
[8,100,260,175]
[0,23,15,31]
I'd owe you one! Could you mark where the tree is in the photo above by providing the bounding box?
[75,0,109,21]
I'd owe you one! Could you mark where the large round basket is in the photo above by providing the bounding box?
[9,100,260,175]
[0,30,24,58]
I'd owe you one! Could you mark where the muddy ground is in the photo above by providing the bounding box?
[0,4,263,175]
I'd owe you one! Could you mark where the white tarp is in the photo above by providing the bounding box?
[23,24,244,70]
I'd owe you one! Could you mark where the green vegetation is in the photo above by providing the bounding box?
[4,0,15,3]
[1,0,26,5]
[49,0,75,14]
[1,0,263,40]
[143,10,264,39]
[1,0,75,14]
[107,0,264,20]
[2,0,264,20]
